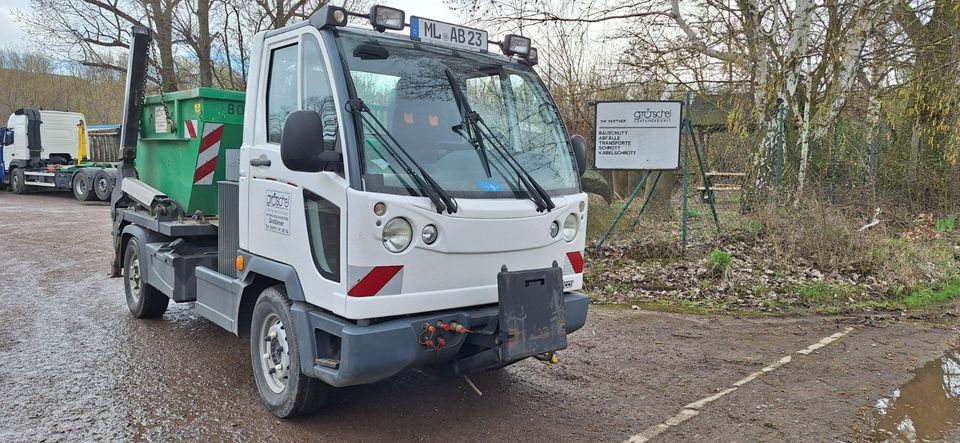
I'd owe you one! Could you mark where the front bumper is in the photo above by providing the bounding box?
[291,292,589,387]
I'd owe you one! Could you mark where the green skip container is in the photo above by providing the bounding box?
[137,87,245,216]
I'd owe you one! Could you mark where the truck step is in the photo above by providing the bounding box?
[316,358,340,369]
[24,181,56,187]
[23,171,55,177]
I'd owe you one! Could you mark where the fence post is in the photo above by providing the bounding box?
[681,93,692,255]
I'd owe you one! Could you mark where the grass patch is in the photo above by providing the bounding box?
[902,277,960,308]
[794,281,856,305]
[935,216,956,232]
[707,249,733,277]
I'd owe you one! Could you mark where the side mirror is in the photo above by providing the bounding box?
[1,128,12,146]
[570,134,587,177]
[280,110,341,172]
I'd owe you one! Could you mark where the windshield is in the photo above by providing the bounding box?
[338,30,579,199]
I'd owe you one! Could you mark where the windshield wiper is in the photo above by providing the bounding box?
[444,68,492,178]
[442,69,554,212]
[475,119,555,212]
[348,98,457,214]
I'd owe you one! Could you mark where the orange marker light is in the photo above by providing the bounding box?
[235,255,245,273]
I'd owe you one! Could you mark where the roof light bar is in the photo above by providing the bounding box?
[369,5,405,32]
[311,5,348,29]
[501,34,532,57]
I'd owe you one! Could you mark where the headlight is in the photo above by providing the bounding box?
[550,220,560,238]
[422,224,438,245]
[562,213,579,242]
[383,217,412,253]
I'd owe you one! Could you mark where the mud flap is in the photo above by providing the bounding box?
[497,265,567,362]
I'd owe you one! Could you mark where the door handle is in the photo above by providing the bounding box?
[250,158,271,167]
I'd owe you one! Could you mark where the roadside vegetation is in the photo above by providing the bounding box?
[585,194,960,316]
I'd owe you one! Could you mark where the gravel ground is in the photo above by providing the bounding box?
[0,191,957,442]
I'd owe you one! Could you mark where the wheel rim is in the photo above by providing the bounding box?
[75,177,86,195]
[96,178,107,194]
[129,256,142,303]
[257,312,291,394]
[11,174,19,190]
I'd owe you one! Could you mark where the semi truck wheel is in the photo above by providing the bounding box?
[93,170,112,201]
[123,237,169,318]
[72,172,96,201]
[250,286,329,418]
[9,168,25,194]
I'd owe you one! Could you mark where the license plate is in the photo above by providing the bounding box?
[410,16,488,52]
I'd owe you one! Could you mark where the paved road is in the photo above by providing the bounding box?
[0,191,957,442]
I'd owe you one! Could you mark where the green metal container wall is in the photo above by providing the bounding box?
[137,87,245,215]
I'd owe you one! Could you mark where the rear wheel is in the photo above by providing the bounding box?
[93,169,112,201]
[10,168,25,194]
[72,172,96,201]
[123,237,169,318]
[250,286,329,418]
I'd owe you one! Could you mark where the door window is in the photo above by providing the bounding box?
[301,34,339,153]
[304,190,340,282]
[266,44,298,143]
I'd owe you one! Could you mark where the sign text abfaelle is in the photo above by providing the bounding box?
[594,101,682,170]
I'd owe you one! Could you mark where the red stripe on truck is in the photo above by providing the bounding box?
[567,251,584,274]
[348,265,403,297]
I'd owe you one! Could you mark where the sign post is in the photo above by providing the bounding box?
[594,96,720,251]
[594,101,682,248]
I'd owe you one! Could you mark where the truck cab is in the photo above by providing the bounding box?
[112,5,590,418]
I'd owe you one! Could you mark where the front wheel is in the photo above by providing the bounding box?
[250,286,329,418]
[123,237,169,318]
[10,168,25,194]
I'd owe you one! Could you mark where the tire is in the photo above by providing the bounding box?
[72,172,96,201]
[10,168,25,194]
[250,286,330,418]
[93,169,112,201]
[123,237,169,318]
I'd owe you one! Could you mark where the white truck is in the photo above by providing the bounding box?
[111,5,590,418]
[0,109,118,201]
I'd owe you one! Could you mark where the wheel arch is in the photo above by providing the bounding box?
[119,224,171,281]
[236,254,307,336]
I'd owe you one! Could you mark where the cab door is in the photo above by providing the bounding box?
[244,29,349,316]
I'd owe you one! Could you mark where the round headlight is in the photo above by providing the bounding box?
[550,220,560,238]
[422,224,438,245]
[562,213,579,242]
[373,202,386,216]
[382,217,412,253]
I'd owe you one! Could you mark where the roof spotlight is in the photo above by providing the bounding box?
[525,47,539,65]
[501,34,532,57]
[311,5,348,29]
[369,5,405,32]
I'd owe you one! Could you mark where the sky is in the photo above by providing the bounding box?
[0,0,461,48]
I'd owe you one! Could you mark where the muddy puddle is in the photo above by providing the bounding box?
[870,348,960,442]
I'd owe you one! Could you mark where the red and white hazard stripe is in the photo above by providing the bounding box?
[194,123,224,185]
[184,120,199,138]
